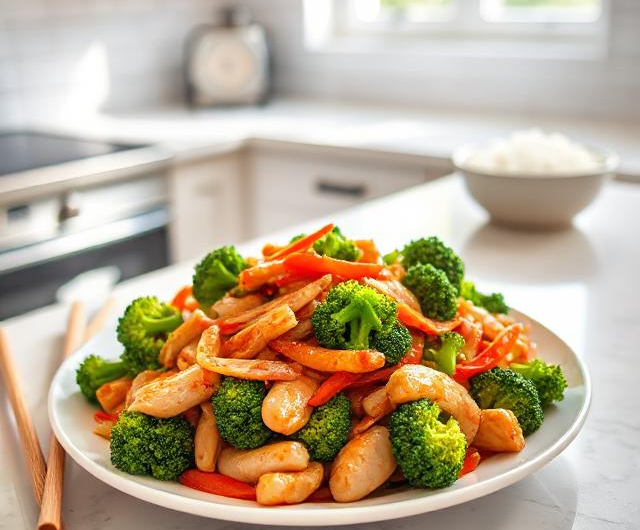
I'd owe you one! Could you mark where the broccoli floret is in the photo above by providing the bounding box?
[75,354,129,403]
[423,332,465,375]
[192,246,248,306]
[399,237,465,293]
[110,411,194,481]
[402,264,458,321]
[460,280,508,315]
[469,368,544,436]
[289,233,306,243]
[311,280,397,350]
[293,394,351,461]
[212,377,274,449]
[372,324,412,366]
[382,249,400,265]
[389,399,466,489]
[117,297,183,374]
[312,226,362,262]
[510,359,568,407]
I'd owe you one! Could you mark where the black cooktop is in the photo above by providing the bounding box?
[0,132,142,176]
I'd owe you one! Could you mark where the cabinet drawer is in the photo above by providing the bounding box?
[250,150,426,236]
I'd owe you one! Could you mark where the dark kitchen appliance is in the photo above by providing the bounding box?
[0,131,140,176]
[0,132,170,320]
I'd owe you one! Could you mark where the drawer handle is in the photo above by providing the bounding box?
[316,181,366,198]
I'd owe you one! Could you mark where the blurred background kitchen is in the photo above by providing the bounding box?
[0,0,638,320]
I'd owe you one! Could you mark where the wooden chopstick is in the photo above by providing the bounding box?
[37,301,87,530]
[85,296,118,342]
[0,328,49,505]
[1,297,116,530]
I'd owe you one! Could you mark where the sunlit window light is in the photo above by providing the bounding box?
[64,42,110,118]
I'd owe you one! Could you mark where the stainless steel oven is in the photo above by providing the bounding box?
[0,132,171,320]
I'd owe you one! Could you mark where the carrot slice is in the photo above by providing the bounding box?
[265,223,335,261]
[179,470,256,500]
[397,303,460,335]
[308,371,362,407]
[459,447,481,477]
[170,286,203,312]
[282,253,384,280]
[238,260,287,291]
[347,332,424,387]
[354,239,380,264]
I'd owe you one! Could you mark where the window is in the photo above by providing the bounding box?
[304,0,608,58]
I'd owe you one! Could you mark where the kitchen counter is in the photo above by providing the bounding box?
[1,175,638,530]
[7,97,638,201]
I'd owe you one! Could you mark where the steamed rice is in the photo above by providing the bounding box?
[464,129,601,176]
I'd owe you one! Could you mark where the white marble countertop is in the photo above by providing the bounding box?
[1,175,639,530]
[12,97,639,194]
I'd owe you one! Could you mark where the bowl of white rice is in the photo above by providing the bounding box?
[453,129,618,229]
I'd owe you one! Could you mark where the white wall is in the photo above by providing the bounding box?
[242,0,640,122]
[1,0,638,126]
[0,0,226,126]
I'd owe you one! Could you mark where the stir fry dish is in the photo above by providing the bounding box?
[77,224,567,505]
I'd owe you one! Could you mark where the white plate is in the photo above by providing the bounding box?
[49,309,590,526]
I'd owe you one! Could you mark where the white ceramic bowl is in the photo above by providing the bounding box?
[453,143,618,230]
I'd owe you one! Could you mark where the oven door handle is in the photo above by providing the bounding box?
[0,208,169,275]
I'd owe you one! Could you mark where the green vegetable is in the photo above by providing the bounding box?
[510,359,567,407]
[460,280,508,314]
[289,234,306,243]
[311,280,397,351]
[423,331,465,375]
[372,324,412,366]
[192,246,248,306]
[293,394,351,461]
[117,296,183,374]
[110,411,194,481]
[402,263,458,321]
[312,226,362,262]
[399,237,465,293]
[389,399,466,489]
[469,368,544,436]
[382,249,400,265]
[75,354,129,403]
[211,377,274,449]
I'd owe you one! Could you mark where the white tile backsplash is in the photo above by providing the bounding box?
[1,0,639,127]
[0,0,224,124]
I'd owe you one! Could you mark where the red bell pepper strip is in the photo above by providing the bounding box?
[283,253,384,280]
[459,447,481,477]
[453,324,523,383]
[308,371,362,407]
[94,410,119,423]
[397,303,461,335]
[354,239,380,264]
[171,286,191,310]
[265,223,335,261]
[179,470,257,501]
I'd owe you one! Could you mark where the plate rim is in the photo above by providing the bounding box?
[48,309,591,526]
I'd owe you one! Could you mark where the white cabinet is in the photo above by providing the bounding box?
[247,144,446,237]
[169,152,245,262]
